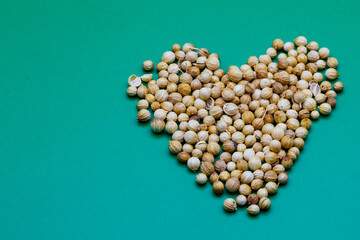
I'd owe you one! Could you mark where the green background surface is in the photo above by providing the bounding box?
[1,0,360,239]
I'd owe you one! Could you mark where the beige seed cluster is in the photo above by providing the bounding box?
[126,37,343,216]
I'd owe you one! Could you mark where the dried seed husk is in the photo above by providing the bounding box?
[128,75,142,87]
[223,103,239,116]
[205,97,214,110]
[309,80,321,96]
[198,48,210,57]
[141,74,153,82]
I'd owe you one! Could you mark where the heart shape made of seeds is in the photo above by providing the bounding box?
[126,37,343,216]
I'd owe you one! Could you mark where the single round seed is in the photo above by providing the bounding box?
[224,198,237,212]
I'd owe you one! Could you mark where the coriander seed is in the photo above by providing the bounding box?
[236,195,247,206]
[265,182,278,194]
[259,197,271,210]
[162,51,176,64]
[284,42,295,52]
[156,62,168,71]
[264,170,277,182]
[239,184,252,196]
[206,56,220,71]
[137,109,151,122]
[142,60,154,71]
[172,43,181,52]
[182,43,195,53]
[177,152,190,163]
[327,97,337,108]
[334,82,344,92]
[168,140,182,154]
[151,118,165,133]
[223,198,237,212]
[266,47,277,58]
[325,68,339,80]
[225,178,240,193]
[201,161,215,176]
[294,36,307,46]
[248,156,262,171]
[187,157,201,172]
[316,59,326,70]
[306,41,319,51]
[241,171,254,184]
[196,173,208,185]
[272,39,284,50]
[247,194,259,205]
[231,169,242,179]
[165,121,178,134]
[137,85,147,98]
[127,86,137,96]
[257,188,268,198]
[318,47,330,59]
[307,50,320,62]
[141,74,153,82]
[278,172,288,184]
[137,99,149,109]
[318,103,332,115]
[213,181,224,195]
[327,57,338,68]
[219,171,231,182]
[247,204,260,215]
[251,179,263,190]
[209,172,219,183]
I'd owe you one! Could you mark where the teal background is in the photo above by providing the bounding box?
[0,0,359,239]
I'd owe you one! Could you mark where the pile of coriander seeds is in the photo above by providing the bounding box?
[126,37,344,216]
